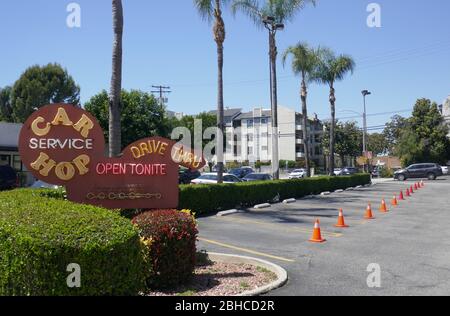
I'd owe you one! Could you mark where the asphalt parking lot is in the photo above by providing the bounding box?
[197,176,450,296]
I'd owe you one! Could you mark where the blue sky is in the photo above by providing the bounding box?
[0,0,449,131]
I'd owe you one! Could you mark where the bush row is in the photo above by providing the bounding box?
[179,174,371,216]
[0,189,146,296]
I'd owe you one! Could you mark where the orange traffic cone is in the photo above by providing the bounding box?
[410,185,414,194]
[309,220,326,243]
[335,209,349,228]
[414,183,418,190]
[365,204,375,219]
[406,188,411,197]
[391,195,398,207]
[421,181,425,188]
[399,191,405,201]
[380,199,389,213]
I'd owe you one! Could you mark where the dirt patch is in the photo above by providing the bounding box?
[147,261,277,297]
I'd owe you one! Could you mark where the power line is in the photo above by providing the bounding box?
[151,85,171,106]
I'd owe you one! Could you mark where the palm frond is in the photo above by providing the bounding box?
[194,0,231,22]
[282,42,320,81]
[263,0,317,23]
[231,0,264,27]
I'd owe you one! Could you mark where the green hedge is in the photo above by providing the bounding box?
[0,189,146,296]
[179,174,371,216]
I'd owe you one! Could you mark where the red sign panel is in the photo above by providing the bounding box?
[19,104,205,209]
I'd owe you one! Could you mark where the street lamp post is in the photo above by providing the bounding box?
[263,16,284,180]
[362,90,371,172]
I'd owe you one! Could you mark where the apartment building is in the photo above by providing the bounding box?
[211,106,324,167]
[440,96,450,138]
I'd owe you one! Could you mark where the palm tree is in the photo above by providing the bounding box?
[282,42,320,177]
[232,0,316,179]
[109,0,123,157]
[311,48,355,176]
[194,0,228,183]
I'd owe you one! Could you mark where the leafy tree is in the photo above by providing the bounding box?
[383,115,408,155]
[109,0,124,157]
[10,63,80,123]
[173,112,218,151]
[194,0,230,183]
[367,133,388,156]
[311,48,355,175]
[0,86,13,122]
[396,99,450,166]
[85,90,170,149]
[282,42,321,177]
[232,0,317,179]
[322,121,362,167]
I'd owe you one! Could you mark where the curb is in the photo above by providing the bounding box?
[207,253,288,297]
[217,209,241,217]
[254,203,271,209]
[283,198,296,204]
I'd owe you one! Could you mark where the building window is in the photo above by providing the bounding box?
[262,146,268,152]
[247,134,254,142]
[13,155,22,171]
[0,155,10,166]
[247,147,253,155]
[247,120,254,127]
[261,118,268,124]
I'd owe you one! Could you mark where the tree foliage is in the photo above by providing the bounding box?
[395,98,450,166]
[85,90,171,149]
[0,86,13,122]
[10,63,80,123]
[367,133,388,156]
[322,121,362,164]
[383,115,408,155]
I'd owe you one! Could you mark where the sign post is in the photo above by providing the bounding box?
[19,104,205,209]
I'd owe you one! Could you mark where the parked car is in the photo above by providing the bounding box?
[229,167,254,179]
[191,173,242,185]
[0,165,17,191]
[30,180,60,190]
[242,173,273,182]
[340,167,359,176]
[179,168,201,185]
[441,166,449,175]
[394,163,443,181]
[289,169,307,179]
[333,168,342,176]
[371,166,380,178]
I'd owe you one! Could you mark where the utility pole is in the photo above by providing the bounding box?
[151,85,172,106]
[362,90,371,172]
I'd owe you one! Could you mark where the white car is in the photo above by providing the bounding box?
[289,169,307,179]
[442,166,449,175]
[30,180,61,189]
[334,168,343,176]
[191,173,242,185]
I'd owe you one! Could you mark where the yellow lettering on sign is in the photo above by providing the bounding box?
[30,152,56,177]
[31,117,51,137]
[51,108,73,126]
[73,114,94,138]
[55,162,75,181]
[72,154,90,175]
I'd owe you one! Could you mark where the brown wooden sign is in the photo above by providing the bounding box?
[19,104,205,209]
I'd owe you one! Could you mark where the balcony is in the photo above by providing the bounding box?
[296,152,305,159]
[296,139,304,145]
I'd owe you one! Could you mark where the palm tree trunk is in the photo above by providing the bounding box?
[329,85,336,176]
[301,77,310,177]
[109,0,123,157]
[269,32,279,180]
[214,0,225,183]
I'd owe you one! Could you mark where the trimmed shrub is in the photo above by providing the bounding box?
[180,174,371,216]
[132,210,198,289]
[0,189,145,296]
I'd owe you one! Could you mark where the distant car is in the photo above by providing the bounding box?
[242,173,273,182]
[289,169,307,179]
[441,166,449,175]
[179,168,201,184]
[394,163,443,181]
[229,167,255,179]
[371,167,380,178]
[30,180,60,190]
[341,167,359,176]
[191,173,243,185]
[333,168,342,176]
[0,165,17,191]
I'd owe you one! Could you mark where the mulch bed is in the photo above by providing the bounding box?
[147,261,277,297]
